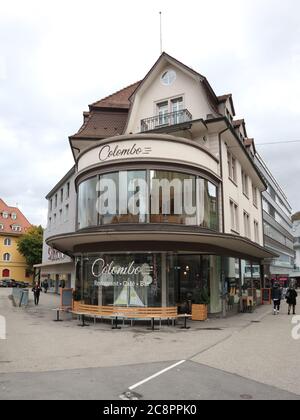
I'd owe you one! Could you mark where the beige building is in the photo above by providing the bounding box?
[42,53,275,315]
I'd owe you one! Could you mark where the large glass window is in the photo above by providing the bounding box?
[77,169,219,231]
[78,253,161,307]
[77,176,98,229]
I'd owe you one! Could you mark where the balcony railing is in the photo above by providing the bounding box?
[141,109,193,132]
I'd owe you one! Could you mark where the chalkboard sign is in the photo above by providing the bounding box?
[262,288,271,305]
[60,288,73,309]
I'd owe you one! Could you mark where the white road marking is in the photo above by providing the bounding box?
[128,360,186,391]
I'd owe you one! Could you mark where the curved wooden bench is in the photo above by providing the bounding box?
[72,302,178,329]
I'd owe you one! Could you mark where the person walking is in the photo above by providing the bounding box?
[32,282,42,306]
[286,286,297,315]
[43,280,49,294]
[271,282,282,315]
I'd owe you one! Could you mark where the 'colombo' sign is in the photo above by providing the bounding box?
[99,143,152,162]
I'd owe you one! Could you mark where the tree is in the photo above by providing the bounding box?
[17,225,43,271]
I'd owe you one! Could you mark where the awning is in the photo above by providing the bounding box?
[46,226,277,262]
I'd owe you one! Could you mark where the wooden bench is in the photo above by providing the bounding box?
[72,302,178,330]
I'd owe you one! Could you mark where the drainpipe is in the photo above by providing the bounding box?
[218,128,229,317]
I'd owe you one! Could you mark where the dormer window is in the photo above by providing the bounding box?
[11,213,17,220]
[0,223,3,230]
[12,225,22,232]
[2,212,8,219]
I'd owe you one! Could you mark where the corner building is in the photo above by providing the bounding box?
[43,53,275,315]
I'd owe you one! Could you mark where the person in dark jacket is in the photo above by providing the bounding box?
[286,286,297,315]
[271,283,282,315]
[32,283,42,306]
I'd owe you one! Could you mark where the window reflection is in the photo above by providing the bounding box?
[77,170,218,230]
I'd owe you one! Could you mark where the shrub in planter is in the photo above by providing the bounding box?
[192,288,209,321]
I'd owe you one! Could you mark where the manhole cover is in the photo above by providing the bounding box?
[120,391,142,400]
[240,394,253,400]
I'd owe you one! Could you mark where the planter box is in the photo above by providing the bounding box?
[192,304,208,321]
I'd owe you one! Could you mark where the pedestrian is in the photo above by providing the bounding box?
[271,282,282,315]
[43,280,49,294]
[32,282,42,306]
[286,286,297,315]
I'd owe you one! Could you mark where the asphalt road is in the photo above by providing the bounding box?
[1,360,299,400]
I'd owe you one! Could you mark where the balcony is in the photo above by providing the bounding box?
[141,109,193,132]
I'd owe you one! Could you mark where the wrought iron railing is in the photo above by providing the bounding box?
[141,109,193,132]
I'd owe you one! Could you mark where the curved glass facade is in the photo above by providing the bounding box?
[77,170,218,230]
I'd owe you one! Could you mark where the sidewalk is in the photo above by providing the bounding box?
[1,288,299,396]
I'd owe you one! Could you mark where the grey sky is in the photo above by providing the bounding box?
[1,0,300,225]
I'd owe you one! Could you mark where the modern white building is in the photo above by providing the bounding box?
[37,53,276,315]
[255,154,294,287]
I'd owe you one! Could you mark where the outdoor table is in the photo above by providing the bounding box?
[52,308,63,322]
[177,314,192,329]
[77,313,90,327]
[112,313,123,330]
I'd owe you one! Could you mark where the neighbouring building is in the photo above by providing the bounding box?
[34,168,76,293]
[291,212,300,287]
[0,198,32,283]
[38,52,277,316]
[254,155,294,287]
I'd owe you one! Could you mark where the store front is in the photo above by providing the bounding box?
[46,135,275,317]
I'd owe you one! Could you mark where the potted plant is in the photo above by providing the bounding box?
[192,287,209,321]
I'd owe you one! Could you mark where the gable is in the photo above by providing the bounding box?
[125,58,220,134]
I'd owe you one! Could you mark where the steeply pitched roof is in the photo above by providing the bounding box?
[0,199,31,235]
[218,94,232,103]
[233,119,245,127]
[90,81,141,109]
[71,110,129,139]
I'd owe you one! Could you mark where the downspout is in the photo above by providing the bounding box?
[218,127,229,317]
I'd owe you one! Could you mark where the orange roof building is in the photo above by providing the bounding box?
[0,199,32,283]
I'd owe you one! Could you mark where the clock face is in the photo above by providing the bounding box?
[161,70,176,86]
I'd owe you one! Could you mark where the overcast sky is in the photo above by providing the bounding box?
[1,0,300,226]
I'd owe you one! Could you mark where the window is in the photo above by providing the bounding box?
[77,170,219,230]
[59,209,63,223]
[171,97,184,124]
[157,101,169,126]
[66,182,70,199]
[65,204,69,222]
[243,211,250,239]
[4,238,11,246]
[0,223,3,230]
[49,199,52,212]
[60,188,63,203]
[3,253,11,261]
[230,200,239,232]
[241,170,249,197]
[48,217,51,228]
[227,152,237,183]
[54,194,57,208]
[53,213,57,225]
[12,225,22,232]
[254,220,259,243]
[161,70,176,86]
[2,212,8,219]
[252,185,258,207]
[11,212,17,220]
